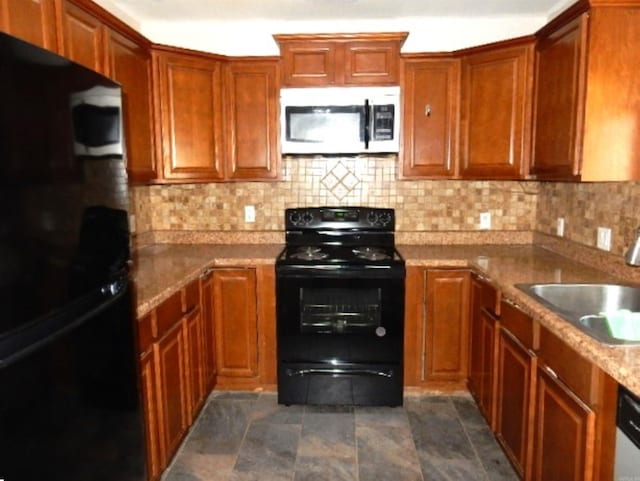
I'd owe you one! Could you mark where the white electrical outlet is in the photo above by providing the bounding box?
[479,212,491,230]
[244,205,256,223]
[596,227,611,251]
[557,217,565,237]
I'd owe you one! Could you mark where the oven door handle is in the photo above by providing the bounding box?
[285,368,393,378]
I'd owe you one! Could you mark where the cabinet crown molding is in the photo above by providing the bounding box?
[273,31,408,47]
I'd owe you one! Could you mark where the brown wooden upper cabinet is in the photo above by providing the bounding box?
[153,47,225,182]
[459,38,534,179]
[58,0,157,183]
[531,2,640,181]
[400,56,460,178]
[59,0,107,73]
[0,0,58,51]
[274,32,407,86]
[223,59,281,180]
[107,29,157,182]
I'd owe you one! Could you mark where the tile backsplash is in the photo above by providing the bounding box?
[535,181,640,256]
[130,156,640,256]
[130,156,538,235]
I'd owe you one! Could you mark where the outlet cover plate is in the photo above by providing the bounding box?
[597,227,611,251]
[479,212,491,230]
[244,205,256,223]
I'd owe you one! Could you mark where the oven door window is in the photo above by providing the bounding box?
[300,287,381,334]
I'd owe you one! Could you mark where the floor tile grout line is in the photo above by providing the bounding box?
[450,397,492,481]
[393,403,426,481]
[226,393,261,480]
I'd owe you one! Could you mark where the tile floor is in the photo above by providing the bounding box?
[164,391,518,481]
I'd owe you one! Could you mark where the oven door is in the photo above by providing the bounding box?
[276,275,404,365]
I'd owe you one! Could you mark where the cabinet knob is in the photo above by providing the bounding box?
[425,104,432,117]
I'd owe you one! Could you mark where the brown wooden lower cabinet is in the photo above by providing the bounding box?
[404,267,470,388]
[478,307,499,429]
[531,364,595,481]
[424,269,470,382]
[483,297,616,481]
[139,348,162,481]
[184,305,206,420]
[154,318,188,464]
[467,274,499,427]
[530,325,616,481]
[199,269,217,390]
[213,268,259,382]
[137,279,211,480]
[494,300,539,478]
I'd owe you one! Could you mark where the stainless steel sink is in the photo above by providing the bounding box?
[515,283,640,346]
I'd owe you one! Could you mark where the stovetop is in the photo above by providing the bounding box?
[277,245,404,265]
[278,207,404,272]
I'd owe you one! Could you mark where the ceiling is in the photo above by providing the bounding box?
[109,0,566,23]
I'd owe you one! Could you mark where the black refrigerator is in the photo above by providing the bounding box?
[0,32,146,480]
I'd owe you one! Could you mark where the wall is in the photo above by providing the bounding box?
[95,0,577,56]
[536,181,640,257]
[130,156,538,237]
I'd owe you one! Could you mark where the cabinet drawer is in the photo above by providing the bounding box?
[473,274,500,316]
[156,291,183,338]
[183,280,200,313]
[538,325,599,404]
[137,312,156,354]
[501,300,539,350]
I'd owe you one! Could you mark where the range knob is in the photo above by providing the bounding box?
[302,212,314,225]
[367,211,380,225]
[367,210,392,227]
[288,211,301,225]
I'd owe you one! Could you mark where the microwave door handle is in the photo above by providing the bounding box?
[364,99,370,149]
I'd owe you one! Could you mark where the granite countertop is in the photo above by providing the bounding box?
[132,242,640,396]
[132,243,283,317]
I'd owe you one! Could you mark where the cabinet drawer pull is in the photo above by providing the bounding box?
[475,273,490,282]
[543,364,559,379]
[199,267,214,279]
[503,297,521,309]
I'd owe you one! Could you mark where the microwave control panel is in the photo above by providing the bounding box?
[371,105,395,141]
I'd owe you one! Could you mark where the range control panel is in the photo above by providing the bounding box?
[286,207,395,230]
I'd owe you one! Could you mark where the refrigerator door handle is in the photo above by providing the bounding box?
[0,273,129,370]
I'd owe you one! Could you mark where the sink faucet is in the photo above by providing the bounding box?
[625,227,640,266]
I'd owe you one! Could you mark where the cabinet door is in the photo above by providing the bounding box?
[530,15,586,180]
[531,365,595,481]
[401,58,459,178]
[496,327,536,479]
[213,269,258,378]
[468,275,498,408]
[60,0,106,73]
[479,306,499,429]
[344,40,400,85]
[460,42,533,179]
[278,41,337,86]
[0,0,57,50]
[139,350,163,481]
[107,30,157,182]
[200,271,216,390]
[154,319,188,465]
[155,50,224,181]
[424,270,470,381]
[184,306,206,421]
[224,60,280,180]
